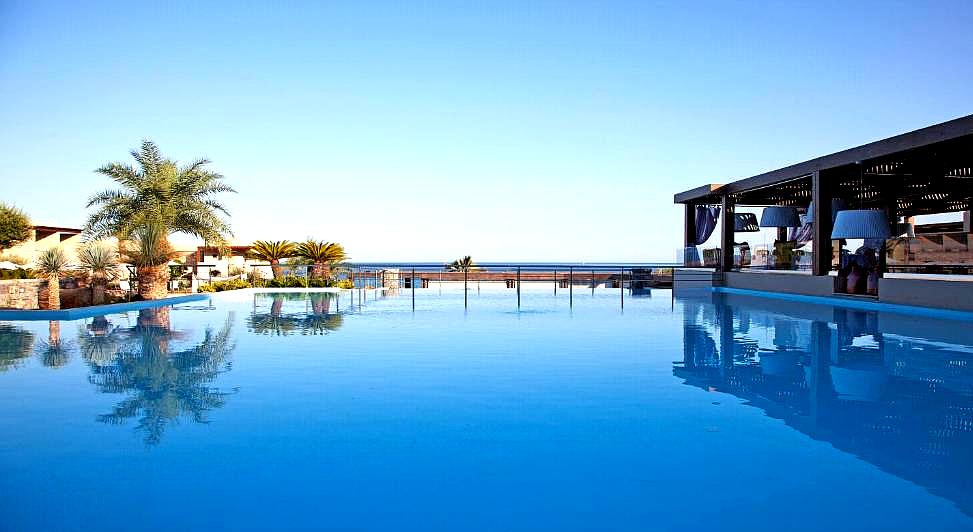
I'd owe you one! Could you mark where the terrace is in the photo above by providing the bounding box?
[674,114,973,311]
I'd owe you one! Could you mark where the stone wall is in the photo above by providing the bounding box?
[0,279,43,310]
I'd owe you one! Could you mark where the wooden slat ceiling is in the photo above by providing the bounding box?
[716,136,973,217]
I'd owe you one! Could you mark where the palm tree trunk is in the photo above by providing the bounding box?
[311,263,328,279]
[47,274,60,310]
[91,274,107,305]
[137,264,170,300]
[271,295,284,317]
[49,320,60,347]
[137,307,171,330]
[270,260,282,280]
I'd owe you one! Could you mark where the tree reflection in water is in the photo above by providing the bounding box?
[248,293,343,336]
[0,323,35,372]
[86,307,237,445]
[36,321,72,368]
[77,316,123,367]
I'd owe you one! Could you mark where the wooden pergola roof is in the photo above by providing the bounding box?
[674,114,973,217]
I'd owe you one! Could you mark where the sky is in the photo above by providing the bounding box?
[1,1,971,262]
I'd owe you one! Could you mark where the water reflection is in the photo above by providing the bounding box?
[0,323,34,372]
[676,294,973,515]
[248,293,344,336]
[85,308,237,445]
[36,321,72,369]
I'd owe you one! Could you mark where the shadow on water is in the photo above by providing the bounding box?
[81,307,237,445]
[248,292,344,336]
[675,292,973,516]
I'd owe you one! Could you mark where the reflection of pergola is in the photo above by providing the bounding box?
[675,114,973,275]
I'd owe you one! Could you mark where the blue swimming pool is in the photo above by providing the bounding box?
[2,288,972,531]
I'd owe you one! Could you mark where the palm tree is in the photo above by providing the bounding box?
[446,255,476,272]
[248,240,297,279]
[296,240,348,280]
[85,140,234,299]
[78,241,118,305]
[35,247,69,309]
[120,222,178,299]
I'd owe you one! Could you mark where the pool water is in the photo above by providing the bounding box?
[1,288,973,531]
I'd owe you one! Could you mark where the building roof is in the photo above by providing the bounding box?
[674,113,973,207]
[32,225,82,235]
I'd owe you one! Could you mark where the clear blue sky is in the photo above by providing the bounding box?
[1,1,971,262]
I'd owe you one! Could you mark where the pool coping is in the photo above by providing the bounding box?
[0,294,212,321]
[712,286,973,322]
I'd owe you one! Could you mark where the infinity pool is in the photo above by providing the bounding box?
[1,288,972,531]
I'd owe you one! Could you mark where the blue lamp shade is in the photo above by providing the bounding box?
[830,210,892,239]
[759,206,801,228]
[805,198,847,224]
[733,213,760,232]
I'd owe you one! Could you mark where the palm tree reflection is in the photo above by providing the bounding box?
[36,321,72,368]
[248,293,344,336]
[86,308,237,445]
[77,316,123,367]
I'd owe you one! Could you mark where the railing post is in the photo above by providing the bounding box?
[591,269,595,296]
[411,267,415,311]
[464,268,468,308]
[553,267,557,295]
[620,267,624,309]
[517,267,521,308]
[569,266,573,307]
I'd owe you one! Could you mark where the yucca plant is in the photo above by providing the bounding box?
[85,140,234,299]
[247,240,297,279]
[296,240,348,280]
[446,256,476,272]
[35,247,69,309]
[78,241,118,305]
[121,222,177,299]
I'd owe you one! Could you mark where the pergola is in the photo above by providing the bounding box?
[674,114,973,275]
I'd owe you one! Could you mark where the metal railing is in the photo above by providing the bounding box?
[183,261,678,310]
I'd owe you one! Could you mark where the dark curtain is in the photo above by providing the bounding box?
[694,206,721,246]
[789,215,813,243]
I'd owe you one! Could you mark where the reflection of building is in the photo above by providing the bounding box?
[676,293,973,516]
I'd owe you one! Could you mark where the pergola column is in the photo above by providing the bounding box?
[812,170,834,276]
[683,203,696,248]
[720,194,735,272]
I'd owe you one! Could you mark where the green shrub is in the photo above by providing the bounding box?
[199,279,251,292]
[267,276,306,288]
[0,203,31,250]
[0,268,34,280]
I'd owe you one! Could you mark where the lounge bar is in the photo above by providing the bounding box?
[674,114,973,311]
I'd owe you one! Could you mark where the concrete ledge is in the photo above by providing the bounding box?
[724,271,834,296]
[713,287,973,322]
[0,294,211,321]
[879,277,973,312]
